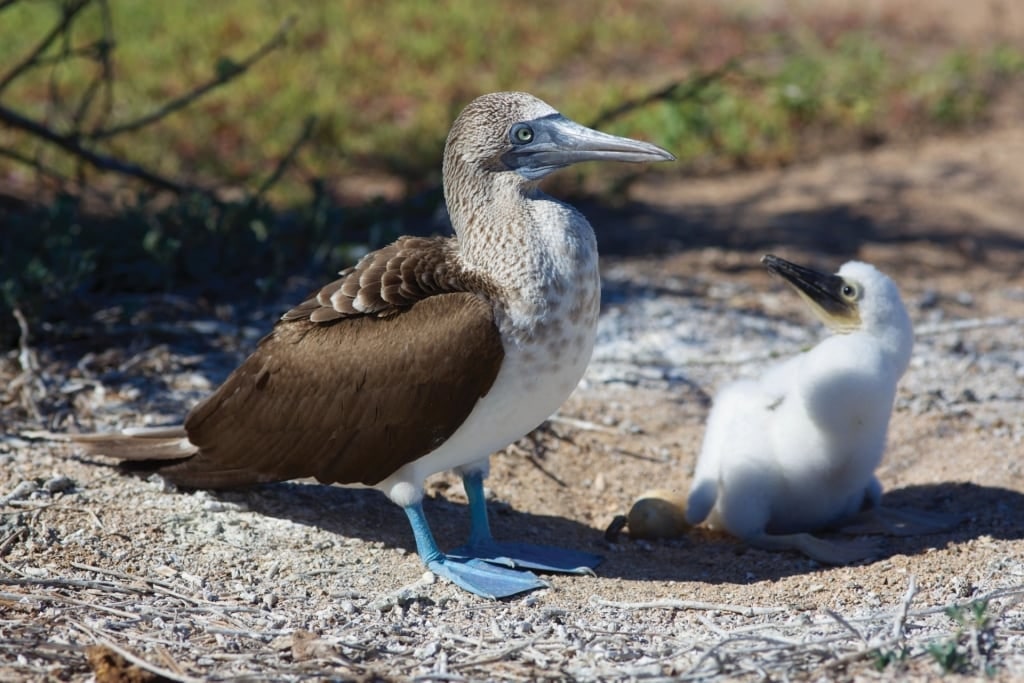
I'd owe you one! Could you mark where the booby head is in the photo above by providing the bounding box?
[443,92,674,188]
[761,255,911,342]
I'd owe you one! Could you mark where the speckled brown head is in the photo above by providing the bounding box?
[442,92,674,237]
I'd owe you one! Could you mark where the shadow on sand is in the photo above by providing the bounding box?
[214,479,1022,588]
[581,196,1024,272]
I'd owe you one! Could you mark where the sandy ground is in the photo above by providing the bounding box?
[1,115,1023,681]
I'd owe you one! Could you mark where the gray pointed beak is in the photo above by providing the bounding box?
[762,254,862,331]
[503,114,675,180]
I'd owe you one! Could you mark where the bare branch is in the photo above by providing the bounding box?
[253,114,317,200]
[72,37,116,131]
[587,58,742,130]
[0,0,92,96]
[0,146,71,186]
[0,103,191,194]
[89,15,296,141]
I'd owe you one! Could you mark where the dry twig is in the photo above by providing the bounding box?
[591,596,787,617]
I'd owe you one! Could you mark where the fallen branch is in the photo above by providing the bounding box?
[891,574,918,641]
[590,596,787,617]
[450,637,538,670]
[11,306,44,421]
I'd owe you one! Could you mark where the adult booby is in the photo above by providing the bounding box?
[68,92,674,598]
[686,255,956,564]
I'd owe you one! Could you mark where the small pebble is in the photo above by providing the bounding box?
[4,481,39,502]
[43,475,75,494]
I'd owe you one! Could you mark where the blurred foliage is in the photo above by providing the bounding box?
[1,1,1024,345]
[0,185,442,344]
[4,1,1023,195]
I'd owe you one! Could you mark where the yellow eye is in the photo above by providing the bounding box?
[511,124,534,144]
[841,283,859,300]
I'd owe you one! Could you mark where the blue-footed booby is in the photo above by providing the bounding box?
[686,255,957,564]
[66,92,675,598]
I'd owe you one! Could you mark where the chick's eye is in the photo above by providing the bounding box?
[841,284,857,299]
[511,124,534,144]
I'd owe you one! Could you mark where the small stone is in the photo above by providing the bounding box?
[43,475,75,494]
[3,481,38,502]
[413,641,440,659]
[954,291,975,307]
[263,593,278,609]
[918,289,940,309]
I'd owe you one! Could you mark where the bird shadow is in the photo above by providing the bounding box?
[208,480,1019,586]
[597,481,1024,585]
[208,480,606,565]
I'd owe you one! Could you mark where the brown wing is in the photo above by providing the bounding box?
[283,236,471,322]
[148,236,503,490]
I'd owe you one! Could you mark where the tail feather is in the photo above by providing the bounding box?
[67,427,195,461]
[32,428,271,490]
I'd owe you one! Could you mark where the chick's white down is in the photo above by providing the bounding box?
[685,258,956,564]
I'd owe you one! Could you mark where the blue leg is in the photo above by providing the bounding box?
[403,502,546,599]
[448,470,602,574]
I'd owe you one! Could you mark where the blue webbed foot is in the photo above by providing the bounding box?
[404,500,547,599]
[454,469,603,575]
[427,556,548,599]
[448,540,602,575]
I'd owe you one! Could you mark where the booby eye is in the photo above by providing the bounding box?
[840,283,860,300]
[510,123,534,145]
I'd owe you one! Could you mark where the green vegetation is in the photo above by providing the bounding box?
[2,1,1023,342]
[4,1,1023,193]
[927,600,998,676]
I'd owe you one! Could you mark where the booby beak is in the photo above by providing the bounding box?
[762,254,862,333]
[503,114,675,180]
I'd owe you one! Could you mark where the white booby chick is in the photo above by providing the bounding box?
[686,254,955,564]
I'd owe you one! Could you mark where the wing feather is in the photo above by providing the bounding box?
[170,293,502,488]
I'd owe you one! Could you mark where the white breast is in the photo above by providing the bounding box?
[378,198,601,507]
